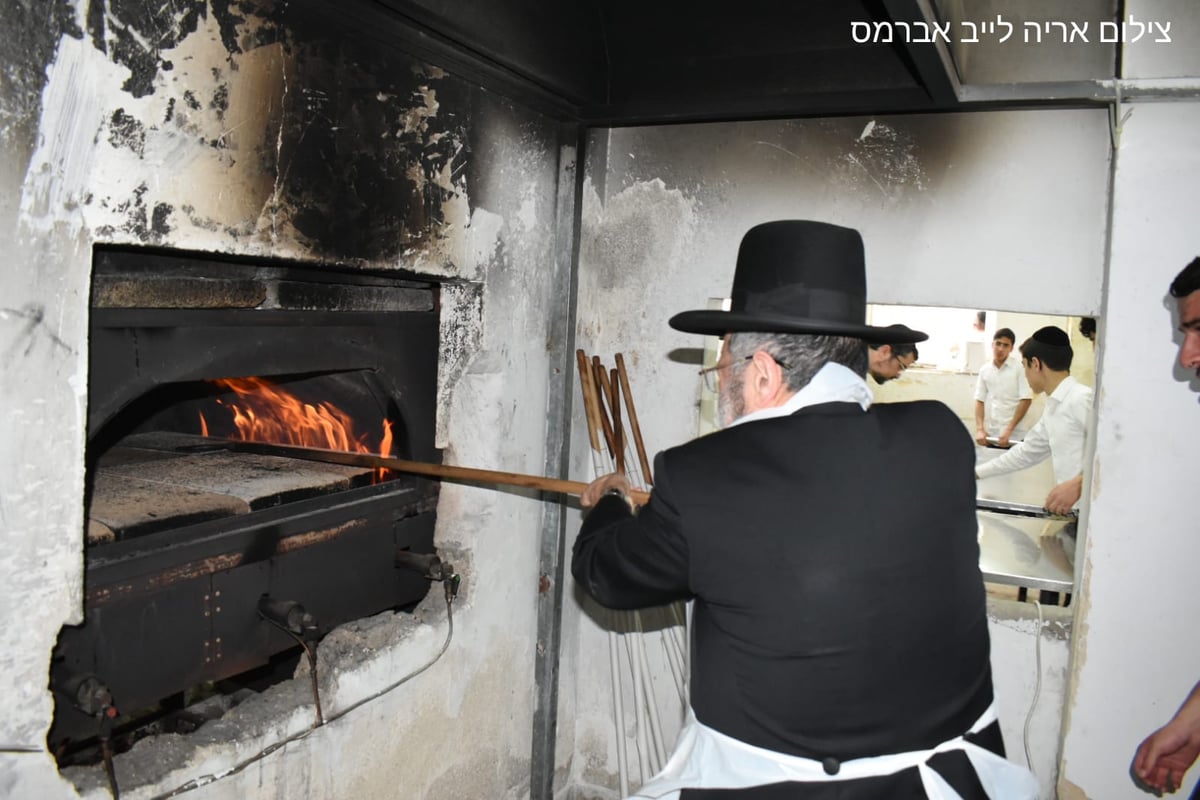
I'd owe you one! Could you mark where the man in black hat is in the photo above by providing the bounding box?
[974,326,1093,517]
[572,221,1036,799]
[867,333,920,384]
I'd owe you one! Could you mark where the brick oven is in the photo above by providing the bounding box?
[50,246,444,759]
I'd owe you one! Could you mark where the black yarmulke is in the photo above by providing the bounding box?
[1032,326,1071,347]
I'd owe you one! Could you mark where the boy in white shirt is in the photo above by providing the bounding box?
[975,326,1091,515]
[973,327,1032,447]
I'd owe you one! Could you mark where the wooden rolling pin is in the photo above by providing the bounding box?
[223,440,651,506]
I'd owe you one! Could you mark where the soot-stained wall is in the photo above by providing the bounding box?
[1,1,568,797]
[19,0,483,264]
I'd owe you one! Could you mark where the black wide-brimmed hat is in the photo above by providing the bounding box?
[669,220,927,345]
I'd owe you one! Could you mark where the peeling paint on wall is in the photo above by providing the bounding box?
[437,281,484,449]
[833,119,928,202]
[580,176,697,325]
[0,0,83,182]
[18,1,477,268]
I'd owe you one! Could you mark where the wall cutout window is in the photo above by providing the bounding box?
[868,304,988,372]
[694,302,1099,602]
[698,301,1097,427]
[867,306,1096,429]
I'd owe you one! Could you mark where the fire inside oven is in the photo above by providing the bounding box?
[50,248,442,759]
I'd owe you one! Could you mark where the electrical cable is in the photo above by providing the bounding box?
[1022,600,1044,777]
[148,582,457,800]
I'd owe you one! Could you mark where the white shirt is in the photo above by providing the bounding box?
[975,375,1092,486]
[974,358,1033,438]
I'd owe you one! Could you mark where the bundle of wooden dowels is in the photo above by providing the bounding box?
[577,352,685,793]
[575,350,653,490]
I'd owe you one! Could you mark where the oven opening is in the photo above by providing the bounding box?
[51,247,443,767]
[86,370,411,540]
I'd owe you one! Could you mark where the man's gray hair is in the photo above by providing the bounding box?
[726,331,868,392]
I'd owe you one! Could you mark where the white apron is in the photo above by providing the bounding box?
[628,703,1039,800]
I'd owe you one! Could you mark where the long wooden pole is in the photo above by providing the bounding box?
[578,348,613,483]
[615,353,653,485]
[576,349,605,456]
[607,366,625,474]
[226,439,651,506]
[592,356,617,457]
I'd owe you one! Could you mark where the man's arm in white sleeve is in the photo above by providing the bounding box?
[977,416,1051,479]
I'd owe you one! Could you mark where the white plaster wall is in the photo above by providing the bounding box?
[566,108,1111,796]
[1058,101,1200,800]
[0,9,565,798]
[1123,0,1200,79]
[989,604,1074,800]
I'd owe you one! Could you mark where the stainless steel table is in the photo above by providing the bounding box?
[974,444,1076,593]
[976,511,1074,592]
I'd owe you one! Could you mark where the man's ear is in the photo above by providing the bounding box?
[749,350,784,395]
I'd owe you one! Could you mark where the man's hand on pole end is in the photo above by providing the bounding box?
[581,473,634,509]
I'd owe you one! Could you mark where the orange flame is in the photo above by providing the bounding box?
[201,377,394,481]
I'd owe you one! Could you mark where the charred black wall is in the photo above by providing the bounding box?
[1,0,573,797]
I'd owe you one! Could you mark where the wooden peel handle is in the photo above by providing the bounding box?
[384,456,651,506]
[228,440,651,506]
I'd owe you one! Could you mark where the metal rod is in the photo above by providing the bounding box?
[609,629,630,797]
[631,612,667,771]
[976,497,1076,520]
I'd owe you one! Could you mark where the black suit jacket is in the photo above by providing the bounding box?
[573,400,998,795]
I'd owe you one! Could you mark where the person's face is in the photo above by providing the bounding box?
[992,337,1013,366]
[870,346,914,383]
[1023,357,1046,394]
[1178,291,1200,376]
